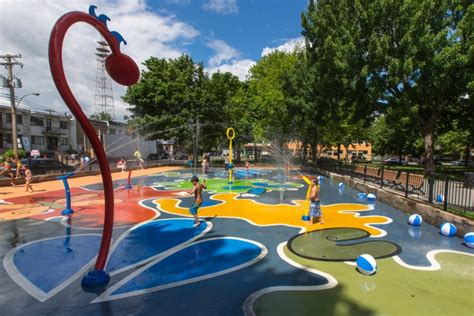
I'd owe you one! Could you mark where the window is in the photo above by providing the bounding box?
[109,128,116,135]
[60,137,68,145]
[31,116,44,126]
[6,113,22,124]
[0,133,3,148]
[363,151,368,154]
[5,134,12,144]
[60,121,68,129]
[31,135,44,145]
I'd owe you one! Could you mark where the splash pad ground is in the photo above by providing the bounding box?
[0,167,473,315]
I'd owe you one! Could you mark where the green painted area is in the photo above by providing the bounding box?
[153,181,183,188]
[157,178,301,193]
[288,228,400,261]
[253,247,474,316]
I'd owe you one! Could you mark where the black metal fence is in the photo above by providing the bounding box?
[315,159,474,214]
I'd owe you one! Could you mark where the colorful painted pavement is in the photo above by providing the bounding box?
[0,169,473,315]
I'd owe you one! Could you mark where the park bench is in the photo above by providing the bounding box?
[366,167,381,183]
[383,170,400,187]
[354,165,366,176]
[398,172,425,195]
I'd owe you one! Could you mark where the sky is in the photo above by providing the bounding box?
[0,0,307,121]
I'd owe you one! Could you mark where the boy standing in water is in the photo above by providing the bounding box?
[189,176,207,227]
[309,178,324,224]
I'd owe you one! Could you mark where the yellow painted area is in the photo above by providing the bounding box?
[154,193,391,236]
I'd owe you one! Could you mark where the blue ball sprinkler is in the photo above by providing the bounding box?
[58,172,75,215]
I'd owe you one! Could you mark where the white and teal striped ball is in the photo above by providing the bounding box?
[356,254,377,275]
[318,175,324,181]
[464,232,474,248]
[440,223,457,237]
[338,182,345,189]
[436,194,444,202]
[408,214,422,226]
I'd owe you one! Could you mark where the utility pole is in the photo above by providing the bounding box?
[193,117,200,174]
[0,54,23,156]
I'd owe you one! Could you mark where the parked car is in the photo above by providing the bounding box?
[351,156,371,163]
[383,157,407,165]
[21,158,74,175]
[451,160,474,167]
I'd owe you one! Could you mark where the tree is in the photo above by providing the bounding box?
[369,109,423,162]
[247,50,299,161]
[202,72,241,152]
[123,55,210,153]
[367,0,472,172]
[90,111,112,121]
[301,0,380,161]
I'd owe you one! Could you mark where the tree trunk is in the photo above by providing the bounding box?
[422,119,436,173]
[311,140,318,165]
[343,143,350,160]
[398,151,402,166]
[302,143,307,165]
[337,144,341,160]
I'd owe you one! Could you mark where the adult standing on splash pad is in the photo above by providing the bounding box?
[189,175,207,227]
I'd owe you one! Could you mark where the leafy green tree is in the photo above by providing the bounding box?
[90,112,113,121]
[369,109,423,162]
[202,72,241,152]
[367,0,472,172]
[247,50,299,161]
[123,55,210,154]
[301,0,379,161]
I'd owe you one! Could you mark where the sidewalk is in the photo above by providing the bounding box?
[0,166,182,199]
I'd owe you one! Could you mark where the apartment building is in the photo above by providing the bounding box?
[76,119,157,159]
[0,105,77,155]
[287,141,372,160]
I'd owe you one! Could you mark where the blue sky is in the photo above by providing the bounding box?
[0,0,307,119]
[157,0,307,64]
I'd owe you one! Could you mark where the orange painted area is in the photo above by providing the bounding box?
[154,193,391,236]
[0,166,181,199]
[0,186,180,228]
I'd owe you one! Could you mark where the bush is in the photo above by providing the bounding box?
[2,149,25,159]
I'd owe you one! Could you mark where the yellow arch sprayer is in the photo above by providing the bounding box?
[226,127,235,184]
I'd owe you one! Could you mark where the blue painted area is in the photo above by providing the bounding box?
[251,182,294,189]
[247,187,266,195]
[13,235,101,293]
[106,220,209,273]
[201,200,220,207]
[222,185,252,191]
[113,238,263,295]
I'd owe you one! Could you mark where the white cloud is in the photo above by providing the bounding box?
[261,37,304,57]
[0,0,198,121]
[206,39,240,66]
[204,38,253,81]
[203,0,238,14]
[206,59,255,81]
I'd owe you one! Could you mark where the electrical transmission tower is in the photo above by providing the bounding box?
[94,41,115,120]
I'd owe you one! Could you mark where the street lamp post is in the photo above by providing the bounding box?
[12,92,40,155]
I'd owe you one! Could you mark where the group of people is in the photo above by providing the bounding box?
[186,172,324,228]
[116,150,145,172]
[2,156,33,192]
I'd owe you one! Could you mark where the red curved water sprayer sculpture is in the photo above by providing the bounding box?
[49,5,139,287]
